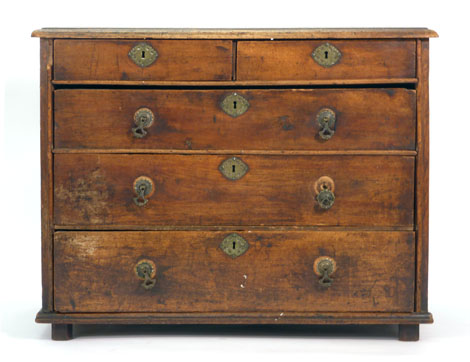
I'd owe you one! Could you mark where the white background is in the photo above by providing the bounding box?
[1,0,469,360]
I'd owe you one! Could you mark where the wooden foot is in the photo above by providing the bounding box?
[51,324,73,340]
[398,324,419,341]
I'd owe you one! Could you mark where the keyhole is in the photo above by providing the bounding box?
[233,241,237,249]
[141,50,146,59]
[232,165,236,173]
[324,51,329,59]
[233,101,237,109]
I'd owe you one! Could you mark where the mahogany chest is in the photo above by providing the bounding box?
[32,28,437,341]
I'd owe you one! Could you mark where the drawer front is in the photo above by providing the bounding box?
[54,231,415,313]
[54,40,233,81]
[54,88,416,151]
[238,40,416,81]
[54,154,414,227]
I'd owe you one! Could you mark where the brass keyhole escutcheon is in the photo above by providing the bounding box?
[314,256,336,287]
[129,43,159,67]
[314,176,335,210]
[132,108,155,138]
[220,233,250,258]
[220,93,250,117]
[316,108,336,140]
[133,176,155,206]
[219,157,249,180]
[135,260,157,290]
[312,43,342,68]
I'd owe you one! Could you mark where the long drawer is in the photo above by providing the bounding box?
[54,154,415,227]
[54,88,416,151]
[237,40,416,81]
[54,231,415,313]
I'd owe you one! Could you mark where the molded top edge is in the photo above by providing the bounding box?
[32,28,439,39]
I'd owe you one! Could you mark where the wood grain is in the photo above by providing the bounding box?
[54,40,233,81]
[54,231,415,313]
[54,88,416,151]
[238,40,416,81]
[53,154,415,227]
[40,39,54,311]
[415,40,430,312]
[32,28,439,39]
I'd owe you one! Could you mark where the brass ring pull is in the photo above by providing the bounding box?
[135,260,157,290]
[133,176,154,206]
[132,108,154,138]
[314,256,336,287]
[317,108,336,140]
[314,176,335,210]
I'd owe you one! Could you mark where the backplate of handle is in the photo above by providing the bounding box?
[133,176,154,206]
[314,256,336,287]
[314,176,335,210]
[132,108,154,138]
[316,108,336,140]
[135,260,157,290]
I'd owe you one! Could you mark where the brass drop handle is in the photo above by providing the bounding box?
[317,189,335,209]
[316,108,336,140]
[314,256,336,287]
[133,176,154,206]
[314,176,335,210]
[132,108,154,138]
[135,260,157,290]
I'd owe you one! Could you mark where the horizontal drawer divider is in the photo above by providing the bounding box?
[52,149,418,156]
[52,78,418,88]
[54,225,415,232]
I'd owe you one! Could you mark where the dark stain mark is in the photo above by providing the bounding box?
[278,116,294,131]
[385,89,396,97]
[185,138,193,149]
[213,116,217,123]
[216,46,229,53]
[153,117,179,134]
[70,298,76,310]
[121,72,129,80]
[214,73,228,80]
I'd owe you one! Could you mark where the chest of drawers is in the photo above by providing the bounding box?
[32,28,437,341]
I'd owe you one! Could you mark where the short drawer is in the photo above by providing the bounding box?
[54,88,416,151]
[237,40,416,81]
[53,154,414,227]
[54,40,233,81]
[54,231,415,313]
